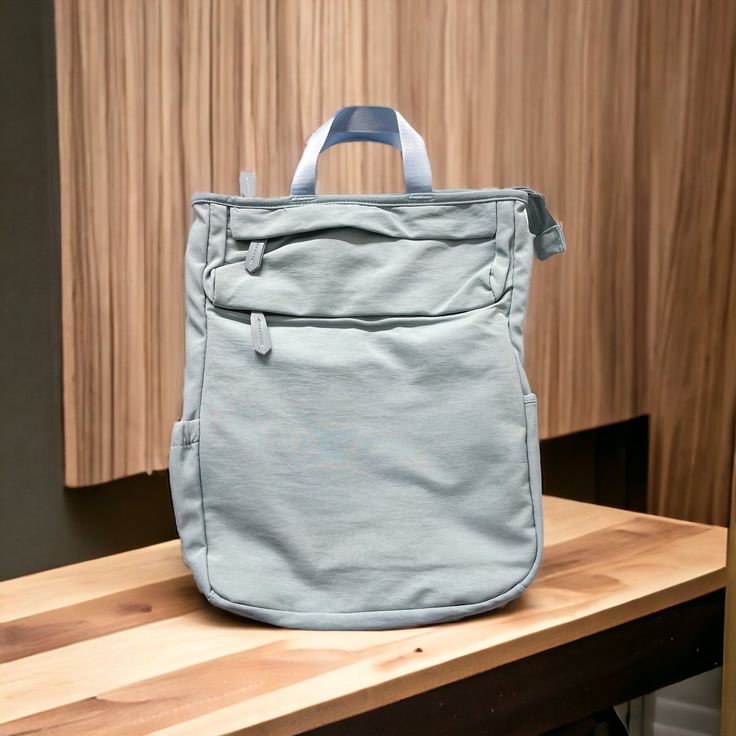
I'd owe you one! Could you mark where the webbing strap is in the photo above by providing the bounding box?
[290,106,433,196]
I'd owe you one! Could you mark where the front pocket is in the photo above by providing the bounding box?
[199,302,539,615]
[213,230,501,318]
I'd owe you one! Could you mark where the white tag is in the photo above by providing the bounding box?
[239,170,256,197]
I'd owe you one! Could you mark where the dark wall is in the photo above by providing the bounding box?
[0,0,176,581]
[541,417,648,514]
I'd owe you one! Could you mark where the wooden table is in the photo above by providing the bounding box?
[0,497,727,736]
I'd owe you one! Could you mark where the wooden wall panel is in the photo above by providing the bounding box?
[55,0,735,528]
[491,0,641,438]
[636,0,736,523]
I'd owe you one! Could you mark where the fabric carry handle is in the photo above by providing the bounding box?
[290,106,433,196]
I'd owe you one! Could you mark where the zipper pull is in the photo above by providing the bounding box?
[250,312,272,355]
[245,240,266,273]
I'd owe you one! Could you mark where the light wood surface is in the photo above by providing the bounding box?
[0,497,727,736]
[54,0,736,530]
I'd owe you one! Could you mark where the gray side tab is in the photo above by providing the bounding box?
[534,223,567,261]
[245,240,266,273]
[517,188,566,261]
[250,312,272,355]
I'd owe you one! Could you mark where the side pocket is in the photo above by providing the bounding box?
[169,419,209,594]
[523,394,544,570]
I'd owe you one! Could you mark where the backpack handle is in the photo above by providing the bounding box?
[290,106,433,196]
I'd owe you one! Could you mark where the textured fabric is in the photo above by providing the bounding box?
[170,111,565,630]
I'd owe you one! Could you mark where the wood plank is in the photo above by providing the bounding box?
[542,496,636,546]
[0,612,282,723]
[0,576,199,663]
[301,591,726,736]
[161,528,727,736]
[0,642,349,736]
[0,541,185,623]
[0,613,414,724]
[0,638,410,736]
[0,498,726,736]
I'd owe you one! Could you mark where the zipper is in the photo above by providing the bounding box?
[245,239,266,273]
[244,306,487,356]
[250,312,272,355]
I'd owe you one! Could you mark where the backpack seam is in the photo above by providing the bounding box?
[205,562,537,617]
[198,203,214,598]
[488,237,499,301]
[192,195,528,210]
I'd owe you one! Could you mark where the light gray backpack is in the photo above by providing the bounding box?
[169,106,565,630]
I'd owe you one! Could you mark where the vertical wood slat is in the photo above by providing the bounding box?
[55,0,736,530]
[636,0,736,523]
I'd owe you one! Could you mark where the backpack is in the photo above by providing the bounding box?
[169,106,566,630]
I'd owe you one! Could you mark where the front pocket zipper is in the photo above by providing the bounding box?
[245,239,267,273]
[250,312,272,355]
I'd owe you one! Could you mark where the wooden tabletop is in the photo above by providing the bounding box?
[0,497,727,736]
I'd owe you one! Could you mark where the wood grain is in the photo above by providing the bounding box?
[636,0,736,524]
[0,540,184,623]
[0,497,727,736]
[302,591,725,736]
[0,576,199,663]
[54,0,736,529]
[54,0,639,483]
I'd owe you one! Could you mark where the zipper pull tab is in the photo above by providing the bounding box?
[245,240,266,273]
[239,170,256,197]
[250,312,272,355]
